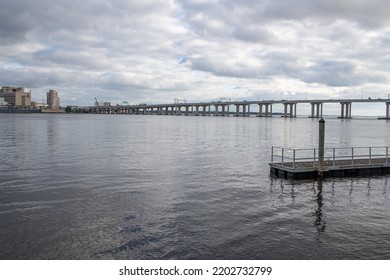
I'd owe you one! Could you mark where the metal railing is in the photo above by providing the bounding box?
[271,146,390,170]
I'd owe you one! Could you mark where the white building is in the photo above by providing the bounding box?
[0,97,8,106]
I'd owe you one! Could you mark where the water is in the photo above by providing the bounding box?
[0,114,390,260]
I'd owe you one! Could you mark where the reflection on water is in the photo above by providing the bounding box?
[313,179,326,234]
[270,175,390,243]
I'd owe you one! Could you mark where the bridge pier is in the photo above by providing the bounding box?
[214,104,229,116]
[221,104,228,116]
[200,105,207,116]
[185,105,191,115]
[386,102,390,119]
[214,104,219,116]
[309,102,323,118]
[194,105,199,116]
[234,104,251,116]
[258,102,273,117]
[340,102,352,119]
[283,102,297,118]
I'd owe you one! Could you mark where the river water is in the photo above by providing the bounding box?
[0,114,389,259]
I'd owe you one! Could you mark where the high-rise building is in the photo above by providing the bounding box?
[47,89,60,110]
[0,86,31,107]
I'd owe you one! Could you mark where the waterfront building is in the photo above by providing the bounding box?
[47,89,60,110]
[0,86,31,107]
[31,101,46,108]
[41,89,64,113]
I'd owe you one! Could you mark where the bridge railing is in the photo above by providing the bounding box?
[271,146,390,170]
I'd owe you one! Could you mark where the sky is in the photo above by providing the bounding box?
[1,0,390,107]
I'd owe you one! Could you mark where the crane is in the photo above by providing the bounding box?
[94,97,99,107]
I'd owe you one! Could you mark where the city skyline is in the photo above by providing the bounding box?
[1,1,390,108]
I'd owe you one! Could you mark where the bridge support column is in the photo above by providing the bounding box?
[310,102,323,118]
[340,102,352,119]
[235,105,240,116]
[258,103,273,117]
[386,102,390,119]
[221,105,226,116]
[200,105,205,116]
[283,103,297,118]
[194,105,199,116]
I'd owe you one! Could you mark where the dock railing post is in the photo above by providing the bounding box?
[369,147,372,165]
[293,149,296,170]
[313,149,316,167]
[282,148,284,166]
[333,148,336,167]
[318,118,325,176]
[386,146,389,165]
[271,146,274,164]
[351,148,354,165]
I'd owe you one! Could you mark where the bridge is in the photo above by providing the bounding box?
[69,98,390,119]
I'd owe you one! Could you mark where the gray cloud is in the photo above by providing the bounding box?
[1,0,390,106]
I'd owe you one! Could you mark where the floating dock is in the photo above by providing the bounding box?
[270,146,390,180]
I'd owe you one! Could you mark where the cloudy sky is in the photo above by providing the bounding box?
[1,0,390,106]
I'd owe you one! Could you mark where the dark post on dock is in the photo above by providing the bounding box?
[318,118,325,176]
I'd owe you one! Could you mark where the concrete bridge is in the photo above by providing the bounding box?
[70,98,390,119]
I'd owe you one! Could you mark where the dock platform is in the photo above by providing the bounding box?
[270,146,390,180]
